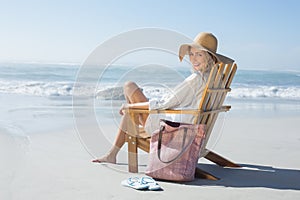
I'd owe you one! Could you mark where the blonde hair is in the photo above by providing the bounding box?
[200,51,216,74]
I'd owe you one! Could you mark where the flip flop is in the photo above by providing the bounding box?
[121,177,149,190]
[140,177,162,191]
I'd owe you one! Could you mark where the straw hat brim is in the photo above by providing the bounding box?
[179,43,234,64]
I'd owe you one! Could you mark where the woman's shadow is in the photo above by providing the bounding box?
[190,163,300,190]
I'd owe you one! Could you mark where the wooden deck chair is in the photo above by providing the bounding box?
[124,62,240,180]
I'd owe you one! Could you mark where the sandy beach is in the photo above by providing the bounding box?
[1,98,300,200]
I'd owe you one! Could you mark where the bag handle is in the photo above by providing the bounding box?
[157,121,190,164]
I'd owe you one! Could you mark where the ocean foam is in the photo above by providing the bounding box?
[1,78,299,101]
[1,79,299,101]
[0,80,74,97]
[95,85,300,101]
[229,86,300,99]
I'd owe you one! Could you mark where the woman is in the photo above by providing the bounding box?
[92,32,233,164]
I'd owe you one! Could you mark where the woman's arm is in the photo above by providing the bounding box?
[119,102,149,115]
[150,73,203,110]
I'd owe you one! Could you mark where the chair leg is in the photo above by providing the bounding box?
[205,150,240,167]
[127,135,138,173]
[194,167,219,180]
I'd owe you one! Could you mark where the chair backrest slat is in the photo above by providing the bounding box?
[195,63,237,153]
[198,66,218,112]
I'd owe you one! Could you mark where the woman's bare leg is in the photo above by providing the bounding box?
[92,81,148,163]
[123,81,149,124]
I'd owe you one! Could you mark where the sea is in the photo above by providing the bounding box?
[0,62,299,138]
[1,63,300,99]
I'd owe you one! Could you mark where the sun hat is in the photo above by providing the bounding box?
[179,32,234,64]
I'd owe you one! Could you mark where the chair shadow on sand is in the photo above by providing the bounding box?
[189,163,300,190]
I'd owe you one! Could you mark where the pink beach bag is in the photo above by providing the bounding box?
[146,119,206,182]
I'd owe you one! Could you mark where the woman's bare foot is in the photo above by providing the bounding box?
[92,154,116,164]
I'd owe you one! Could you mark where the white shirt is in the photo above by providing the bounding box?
[144,71,209,134]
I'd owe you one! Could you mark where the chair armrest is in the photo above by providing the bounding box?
[123,108,151,114]
[123,108,200,114]
[124,105,231,115]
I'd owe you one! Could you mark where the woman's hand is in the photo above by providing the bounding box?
[119,103,129,115]
[119,102,149,115]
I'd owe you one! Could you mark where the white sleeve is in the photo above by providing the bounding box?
[149,73,204,110]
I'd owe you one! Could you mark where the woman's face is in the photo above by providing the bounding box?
[188,47,207,72]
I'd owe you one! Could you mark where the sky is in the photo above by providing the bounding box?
[0,0,300,70]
